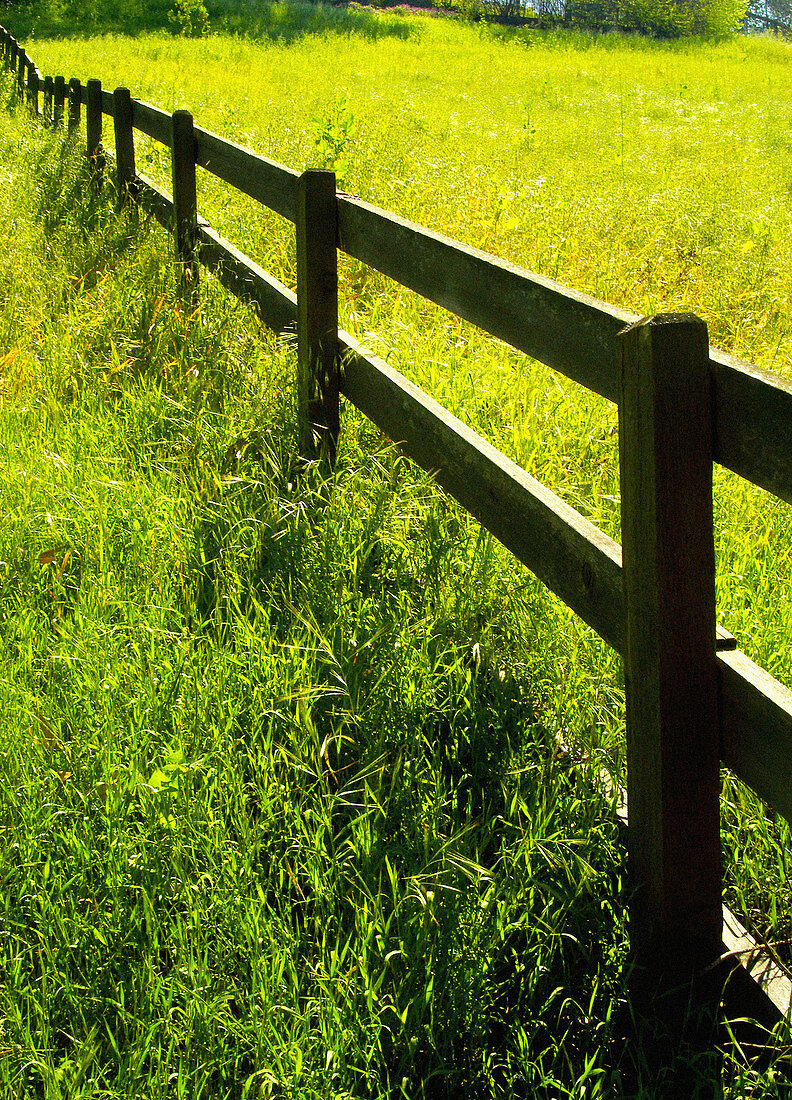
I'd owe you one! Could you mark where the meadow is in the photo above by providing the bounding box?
[0,6,792,1096]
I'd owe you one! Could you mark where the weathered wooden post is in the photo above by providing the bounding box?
[296,169,339,462]
[53,75,65,129]
[16,50,26,99]
[86,78,103,179]
[113,87,136,207]
[67,77,81,134]
[171,109,198,290]
[43,75,54,125]
[27,63,39,117]
[618,314,723,1015]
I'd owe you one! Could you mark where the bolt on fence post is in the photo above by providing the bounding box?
[171,110,198,292]
[618,313,723,1021]
[296,169,339,463]
[86,78,103,179]
[113,87,136,208]
[67,77,81,134]
[43,75,53,125]
[53,75,65,129]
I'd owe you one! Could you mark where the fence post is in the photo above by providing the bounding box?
[296,169,339,462]
[67,77,81,134]
[43,75,53,125]
[86,78,103,179]
[53,75,65,129]
[113,87,136,206]
[618,314,723,1013]
[171,110,198,289]
[27,64,39,117]
[16,50,25,98]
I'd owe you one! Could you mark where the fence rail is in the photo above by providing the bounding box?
[4,28,792,1027]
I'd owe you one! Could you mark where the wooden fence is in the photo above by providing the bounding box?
[4,26,792,1032]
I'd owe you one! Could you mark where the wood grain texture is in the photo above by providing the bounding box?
[193,125,298,221]
[619,313,722,989]
[131,99,171,146]
[197,224,297,335]
[296,170,339,460]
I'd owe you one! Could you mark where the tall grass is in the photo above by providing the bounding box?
[0,11,791,1094]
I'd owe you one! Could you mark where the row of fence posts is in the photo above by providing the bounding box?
[2,31,339,464]
[0,29,754,1068]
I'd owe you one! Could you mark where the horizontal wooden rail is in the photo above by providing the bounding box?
[337,195,632,403]
[194,125,298,221]
[131,99,171,145]
[720,648,792,825]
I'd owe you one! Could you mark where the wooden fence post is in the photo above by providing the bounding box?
[43,75,53,125]
[27,64,39,117]
[9,41,17,85]
[67,77,81,134]
[53,75,65,129]
[113,87,136,206]
[618,314,723,1012]
[16,50,25,98]
[296,169,339,462]
[171,110,198,289]
[86,78,103,178]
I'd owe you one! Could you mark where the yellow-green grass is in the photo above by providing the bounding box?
[1,12,792,1092]
[12,11,792,932]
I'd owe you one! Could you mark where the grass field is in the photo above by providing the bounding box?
[0,7,792,1096]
